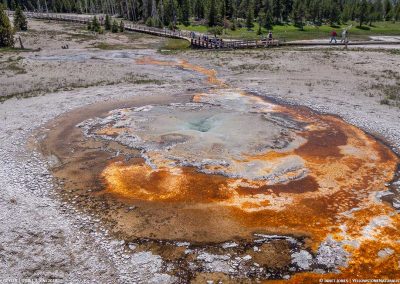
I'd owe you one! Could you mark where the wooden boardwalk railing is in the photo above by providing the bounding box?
[191,37,280,49]
[7,11,281,50]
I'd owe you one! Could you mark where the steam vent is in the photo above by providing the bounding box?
[41,57,400,282]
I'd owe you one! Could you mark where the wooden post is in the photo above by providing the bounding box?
[18,36,24,49]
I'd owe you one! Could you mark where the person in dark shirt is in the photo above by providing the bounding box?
[330,30,338,44]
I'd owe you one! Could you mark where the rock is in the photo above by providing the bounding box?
[377,248,394,258]
[128,243,137,251]
[291,250,313,270]
[316,237,348,270]
[242,255,252,261]
[222,242,238,249]
[176,241,190,247]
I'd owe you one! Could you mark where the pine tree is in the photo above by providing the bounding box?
[105,14,111,30]
[193,0,204,19]
[308,0,322,25]
[246,0,254,29]
[87,20,92,30]
[231,0,238,19]
[91,15,100,32]
[111,19,119,32]
[256,17,262,34]
[263,0,271,15]
[341,2,353,23]
[265,10,273,29]
[383,0,392,21]
[208,0,217,26]
[231,18,236,30]
[291,0,304,29]
[395,2,400,22]
[225,0,233,18]
[181,0,190,26]
[374,0,383,21]
[14,5,28,31]
[367,3,377,25]
[163,0,175,26]
[358,0,368,27]
[221,0,227,20]
[254,0,262,17]
[282,0,292,22]
[328,0,340,25]
[258,11,265,26]
[272,0,282,23]
[0,4,14,47]
[119,20,125,31]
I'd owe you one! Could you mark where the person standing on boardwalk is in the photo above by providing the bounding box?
[341,29,348,43]
[268,31,273,41]
[330,30,337,44]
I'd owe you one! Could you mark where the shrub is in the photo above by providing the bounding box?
[208,25,223,36]
[92,16,100,32]
[105,14,111,30]
[230,19,236,30]
[111,19,119,33]
[257,23,262,35]
[0,5,14,47]
[14,5,27,31]
[380,98,390,105]
[145,17,154,27]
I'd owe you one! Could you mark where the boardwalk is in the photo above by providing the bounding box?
[190,37,280,49]
[7,11,400,49]
[8,11,281,49]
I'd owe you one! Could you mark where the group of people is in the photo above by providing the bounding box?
[330,29,349,44]
[192,33,225,48]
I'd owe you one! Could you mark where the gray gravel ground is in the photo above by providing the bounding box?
[0,76,196,283]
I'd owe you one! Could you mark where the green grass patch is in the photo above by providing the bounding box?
[0,56,27,74]
[66,32,97,42]
[159,38,190,52]
[124,73,166,85]
[91,42,135,50]
[389,49,400,55]
[0,88,46,104]
[373,82,400,107]
[0,47,35,53]
[5,62,27,74]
